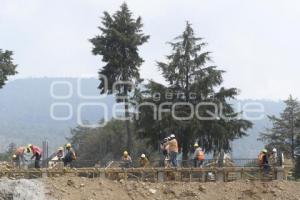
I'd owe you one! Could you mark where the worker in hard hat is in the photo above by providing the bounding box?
[14,146,28,168]
[121,151,132,168]
[56,147,64,161]
[28,144,42,168]
[258,149,269,175]
[12,154,17,168]
[269,148,278,167]
[193,143,205,168]
[167,134,178,167]
[62,143,76,167]
[160,137,170,167]
[139,154,149,168]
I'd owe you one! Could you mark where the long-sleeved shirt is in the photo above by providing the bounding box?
[168,139,178,153]
[122,155,132,162]
[31,145,42,156]
[16,146,26,156]
[193,147,202,159]
[57,150,64,158]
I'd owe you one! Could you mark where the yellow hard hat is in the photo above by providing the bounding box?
[27,144,32,149]
[262,149,268,153]
[194,143,199,147]
[123,151,128,155]
[12,154,17,158]
[66,143,71,148]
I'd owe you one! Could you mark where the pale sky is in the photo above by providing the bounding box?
[0,0,299,100]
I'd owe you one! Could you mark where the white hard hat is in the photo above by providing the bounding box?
[272,148,277,152]
[170,134,175,138]
[141,154,146,158]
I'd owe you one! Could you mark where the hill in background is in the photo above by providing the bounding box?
[0,78,284,157]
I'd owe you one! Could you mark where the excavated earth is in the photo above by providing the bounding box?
[1,177,300,200]
[0,178,47,200]
[43,177,300,200]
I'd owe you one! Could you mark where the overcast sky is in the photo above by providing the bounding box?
[0,0,299,100]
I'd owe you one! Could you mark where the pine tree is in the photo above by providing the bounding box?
[6,142,17,157]
[136,22,252,160]
[0,49,18,88]
[260,95,300,159]
[294,119,300,178]
[90,3,149,152]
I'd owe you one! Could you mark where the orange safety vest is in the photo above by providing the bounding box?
[197,151,205,161]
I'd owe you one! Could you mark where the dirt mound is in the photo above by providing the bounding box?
[43,177,300,200]
[0,178,47,200]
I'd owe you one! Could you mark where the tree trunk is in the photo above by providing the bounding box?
[124,86,132,153]
[291,111,295,159]
[182,135,189,161]
[181,127,190,166]
[181,58,190,165]
[125,114,132,153]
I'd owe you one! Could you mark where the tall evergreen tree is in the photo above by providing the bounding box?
[260,95,300,159]
[136,22,252,160]
[292,115,300,179]
[0,49,18,88]
[90,3,149,152]
[6,142,17,157]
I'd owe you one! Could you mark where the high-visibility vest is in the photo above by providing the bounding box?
[197,151,205,161]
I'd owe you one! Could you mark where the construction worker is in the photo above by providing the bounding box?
[269,148,278,167]
[270,148,285,167]
[15,146,28,168]
[193,143,205,168]
[28,144,42,168]
[121,151,132,168]
[56,147,64,161]
[277,149,285,167]
[160,137,169,155]
[160,137,170,167]
[258,149,269,175]
[167,134,178,167]
[63,143,76,167]
[12,154,17,167]
[139,154,149,168]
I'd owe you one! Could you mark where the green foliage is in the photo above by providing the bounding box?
[67,120,154,165]
[90,3,149,151]
[0,49,17,160]
[0,142,17,161]
[259,95,300,159]
[0,49,17,88]
[90,3,149,95]
[135,22,252,160]
[6,142,17,156]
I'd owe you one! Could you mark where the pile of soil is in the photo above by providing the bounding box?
[0,178,47,200]
[43,177,300,200]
